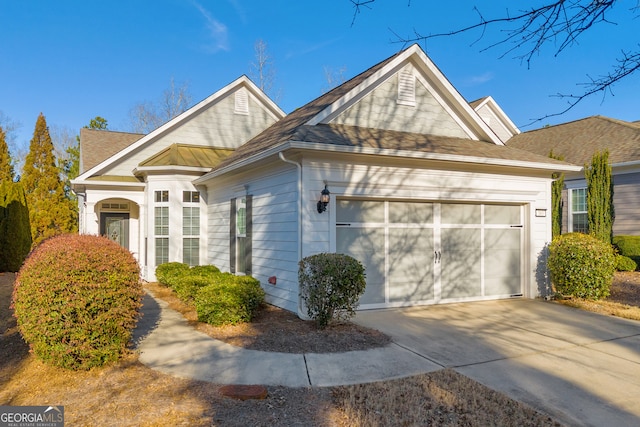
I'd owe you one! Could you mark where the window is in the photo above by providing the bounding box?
[155,207,169,235]
[183,191,200,203]
[155,237,169,265]
[182,191,200,266]
[183,238,199,267]
[230,196,252,274]
[571,188,588,233]
[155,190,169,203]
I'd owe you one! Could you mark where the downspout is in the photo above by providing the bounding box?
[278,151,305,318]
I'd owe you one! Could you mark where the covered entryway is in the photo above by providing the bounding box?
[336,200,523,308]
[100,212,130,249]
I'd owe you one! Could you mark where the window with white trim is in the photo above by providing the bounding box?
[154,190,169,265]
[182,191,200,266]
[571,188,588,233]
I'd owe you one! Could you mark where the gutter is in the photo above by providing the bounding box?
[278,152,305,318]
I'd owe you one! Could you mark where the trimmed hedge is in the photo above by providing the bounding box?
[195,274,265,326]
[12,234,143,370]
[155,263,264,326]
[548,232,615,300]
[299,253,366,329]
[613,235,640,270]
[615,254,637,272]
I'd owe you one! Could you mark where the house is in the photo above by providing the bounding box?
[73,44,579,317]
[507,116,640,235]
[72,76,286,278]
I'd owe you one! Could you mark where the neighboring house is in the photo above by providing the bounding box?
[508,116,640,236]
[192,44,577,315]
[72,76,286,278]
[74,44,579,317]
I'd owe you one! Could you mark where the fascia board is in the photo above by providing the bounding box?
[76,76,285,181]
[133,165,212,175]
[195,138,581,186]
[70,179,145,188]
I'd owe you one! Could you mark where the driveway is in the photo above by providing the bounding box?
[354,299,640,427]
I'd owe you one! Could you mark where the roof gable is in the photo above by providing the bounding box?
[138,144,233,168]
[210,45,506,174]
[507,115,640,165]
[471,96,520,143]
[75,76,285,182]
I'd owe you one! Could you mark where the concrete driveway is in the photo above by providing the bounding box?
[354,299,640,427]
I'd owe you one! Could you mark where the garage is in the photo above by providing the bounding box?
[336,199,523,309]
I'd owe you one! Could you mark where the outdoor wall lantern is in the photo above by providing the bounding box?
[317,185,330,213]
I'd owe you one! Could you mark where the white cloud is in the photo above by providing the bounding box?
[192,1,229,53]
[466,71,494,85]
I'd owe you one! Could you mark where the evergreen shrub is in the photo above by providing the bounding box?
[615,254,637,272]
[12,234,142,370]
[195,273,265,326]
[299,253,366,329]
[613,235,640,269]
[0,181,31,272]
[155,262,190,287]
[548,232,615,300]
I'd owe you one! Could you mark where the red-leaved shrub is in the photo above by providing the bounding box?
[12,234,143,370]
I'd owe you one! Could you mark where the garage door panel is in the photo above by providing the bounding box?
[485,229,521,296]
[388,201,434,223]
[441,228,482,299]
[388,227,435,302]
[336,200,384,223]
[441,203,481,224]
[336,227,385,304]
[485,205,521,224]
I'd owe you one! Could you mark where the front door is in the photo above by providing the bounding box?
[100,212,130,249]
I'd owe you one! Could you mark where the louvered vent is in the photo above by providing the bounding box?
[397,69,416,106]
[234,88,249,115]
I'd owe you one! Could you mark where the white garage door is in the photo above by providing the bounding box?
[336,200,523,309]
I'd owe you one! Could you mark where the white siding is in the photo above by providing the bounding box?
[331,65,469,138]
[104,92,279,176]
[205,163,300,312]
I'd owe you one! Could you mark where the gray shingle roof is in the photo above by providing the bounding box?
[507,116,640,166]
[80,128,144,173]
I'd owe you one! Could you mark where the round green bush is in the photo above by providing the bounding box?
[548,233,615,300]
[615,254,637,272]
[12,234,143,370]
[299,253,366,329]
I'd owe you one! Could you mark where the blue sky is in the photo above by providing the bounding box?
[1,1,638,155]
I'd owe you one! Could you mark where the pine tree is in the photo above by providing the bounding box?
[585,150,614,244]
[22,113,77,246]
[549,151,565,239]
[0,126,14,183]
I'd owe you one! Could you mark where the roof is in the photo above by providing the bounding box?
[507,116,640,166]
[285,123,569,165]
[202,45,568,178]
[80,128,144,173]
[138,144,234,168]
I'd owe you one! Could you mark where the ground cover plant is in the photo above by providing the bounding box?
[2,271,639,425]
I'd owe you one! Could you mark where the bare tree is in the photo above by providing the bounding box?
[128,77,193,134]
[249,39,281,101]
[350,1,640,121]
[323,65,348,93]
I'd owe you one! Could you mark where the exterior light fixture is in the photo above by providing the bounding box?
[317,185,330,213]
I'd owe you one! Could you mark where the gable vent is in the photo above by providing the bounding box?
[234,88,249,115]
[397,69,416,106]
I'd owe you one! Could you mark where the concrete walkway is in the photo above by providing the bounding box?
[135,293,640,427]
